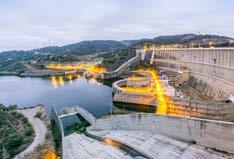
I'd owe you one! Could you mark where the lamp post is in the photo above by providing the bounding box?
[191,43,195,48]
[209,42,214,48]
[230,40,234,47]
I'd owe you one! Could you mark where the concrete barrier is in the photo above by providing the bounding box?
[102,54,140,79]
[91,113,234,154]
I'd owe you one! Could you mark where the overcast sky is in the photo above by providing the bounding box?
[0,0,234,51]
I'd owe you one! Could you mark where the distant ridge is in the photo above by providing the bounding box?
[32,40,126,55]
[0,34,233,55]
[122,34,232,46]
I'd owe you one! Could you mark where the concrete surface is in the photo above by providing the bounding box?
[63,133,133,159]
[88,130,233,159]
[91,113,234,154]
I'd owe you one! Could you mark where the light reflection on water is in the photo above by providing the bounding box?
[50,75,100,88]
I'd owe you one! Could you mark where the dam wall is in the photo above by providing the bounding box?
[150,48,234,98]
[169,97,234,121]
[90,113,234,154]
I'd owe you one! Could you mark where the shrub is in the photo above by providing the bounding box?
[25,127,34,136]
[5,132,23,150]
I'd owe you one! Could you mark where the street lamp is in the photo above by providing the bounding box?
[230,40,234,47]
[191,43,195,48]
[209,42,214,48]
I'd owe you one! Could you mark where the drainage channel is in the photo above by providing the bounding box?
[84,132,152,159]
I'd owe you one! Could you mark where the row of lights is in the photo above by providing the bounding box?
[143,40,234,50]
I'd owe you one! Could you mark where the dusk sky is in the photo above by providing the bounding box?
[1,0,234,51]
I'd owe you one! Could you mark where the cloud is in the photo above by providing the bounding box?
[0,0,234,51]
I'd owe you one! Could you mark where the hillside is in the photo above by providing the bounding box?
[0,34,233,57]
[0,104,34,159]
[129,34,232,47]
[32,40,126,55]
[0,34,233,73]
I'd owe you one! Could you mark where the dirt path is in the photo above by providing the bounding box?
[14,106,47,159]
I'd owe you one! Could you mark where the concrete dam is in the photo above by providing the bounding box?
[111,47,234,121]
[51,47,234,159]
[147,48,234,99]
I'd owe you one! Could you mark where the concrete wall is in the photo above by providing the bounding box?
[103,54,140,79]
[150,48,234,97]
[169,97,234,121]
[112,75,156,106]
[51,106,65,158]
[113,93,156,106]
[59,106,97,125]
[90,113,234,153]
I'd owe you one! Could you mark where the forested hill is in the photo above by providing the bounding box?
[0,34,233,56]
[124,34,232,47]
[32,40,126,55]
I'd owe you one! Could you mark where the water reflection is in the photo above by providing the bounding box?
[0,76,114,117]
[59,76,64,86]
[50,75,102,88]
[51,76,58,88]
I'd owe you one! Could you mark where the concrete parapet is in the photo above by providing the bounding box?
[90,113,234,154]
[102,54,140,79]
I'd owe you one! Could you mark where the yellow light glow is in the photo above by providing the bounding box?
[46,63,106,75]
[208,42,214,48]
[137,69,171,115]
[42,149,59,159]
[191,43,195,48]
[59,76,64,86]
[120,69,173,115]
[67,75,73,84]
[123,86,153,94]
[51,76,58,88]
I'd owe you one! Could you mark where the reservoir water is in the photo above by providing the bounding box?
[0,76,114,118]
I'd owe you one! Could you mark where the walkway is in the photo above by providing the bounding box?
[15,106,47,159]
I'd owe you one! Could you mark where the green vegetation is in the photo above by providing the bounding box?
[0,60,27,73]
[131,34,231,47]
[64,120,90,136]
[51,121,62,155]
[0,51,41,74]
[33,40,126,55]
[98,47,136,71]
[0,104,34,159]
[0,34,232,74]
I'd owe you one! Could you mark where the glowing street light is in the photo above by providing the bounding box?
[191,43,195,48]
[230,39,234,47]
[209,42,214,48]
